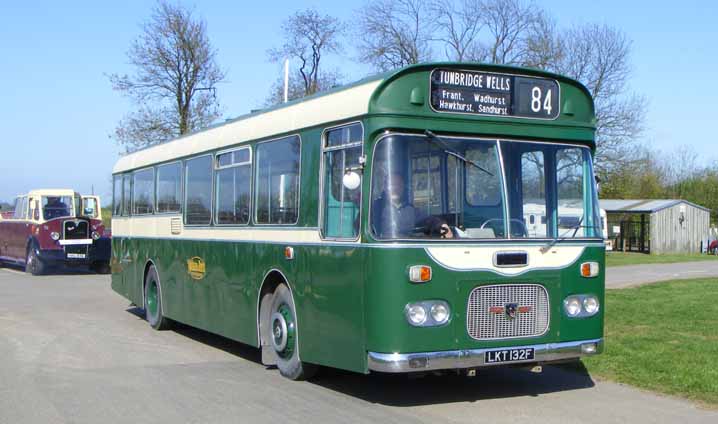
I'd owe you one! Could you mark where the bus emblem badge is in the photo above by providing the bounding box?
[187,256,206,280]
[505,303,518,319]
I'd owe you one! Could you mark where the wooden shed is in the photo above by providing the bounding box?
[600,199,711,254]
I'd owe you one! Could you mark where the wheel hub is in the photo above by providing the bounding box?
[270,304,295,358]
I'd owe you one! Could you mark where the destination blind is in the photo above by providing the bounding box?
[430,69,560,119]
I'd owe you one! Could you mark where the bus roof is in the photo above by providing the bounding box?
[113,62,594,174]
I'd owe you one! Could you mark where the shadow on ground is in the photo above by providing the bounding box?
[125,306,595,407]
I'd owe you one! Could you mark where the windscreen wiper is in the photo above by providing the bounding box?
[424,130,493,176]
[539,218,602,253]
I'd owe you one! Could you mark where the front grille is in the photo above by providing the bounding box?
[467,284,549,340]
[63,220,89,240]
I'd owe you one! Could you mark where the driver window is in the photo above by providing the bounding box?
[321,124,362,239]
[520,151,547,238]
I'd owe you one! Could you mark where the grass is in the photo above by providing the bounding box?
[583,278,718,406]
[606,251,718,267]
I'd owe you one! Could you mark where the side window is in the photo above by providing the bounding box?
[157,162,182,213]
[215,147,252,225]
[13,197,26,219]
[184,155,213,225]
[122,174,132,216]
[132,168,155,215]
[255,136,300,225]
[113,176,123,216]
[322,124,363,238]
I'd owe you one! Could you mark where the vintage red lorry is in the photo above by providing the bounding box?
[0,189,111,275]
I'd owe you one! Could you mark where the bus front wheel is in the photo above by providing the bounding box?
[25,245,46,276]
[267,284,317,380]
[144,266,172,330]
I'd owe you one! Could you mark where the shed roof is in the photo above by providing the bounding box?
[599,199,711,214]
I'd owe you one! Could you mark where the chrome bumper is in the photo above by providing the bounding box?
[367,338,603,373]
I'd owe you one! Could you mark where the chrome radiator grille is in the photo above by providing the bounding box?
[467,284,549,340]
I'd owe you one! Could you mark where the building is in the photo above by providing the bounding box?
[600,199,711,254]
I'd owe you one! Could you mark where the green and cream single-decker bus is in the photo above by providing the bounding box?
[111,62,604,380]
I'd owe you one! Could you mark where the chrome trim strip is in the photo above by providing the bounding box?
[367,338,603,373]
[58,239,93,246]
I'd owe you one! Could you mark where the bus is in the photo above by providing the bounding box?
[111,62,604,380]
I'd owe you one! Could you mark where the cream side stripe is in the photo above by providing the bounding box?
[112,216,323,243]
[425,245,586,275]
[113,80,382,173]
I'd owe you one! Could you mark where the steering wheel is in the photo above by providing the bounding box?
[480,218,529,237]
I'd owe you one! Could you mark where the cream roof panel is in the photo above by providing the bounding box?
[26,189,77,197]
[113,79,383,173]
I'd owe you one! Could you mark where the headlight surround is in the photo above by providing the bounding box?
[50,232,60,241]
[405,300,451,327]
[564,294,600,318]
[91,231,101,240]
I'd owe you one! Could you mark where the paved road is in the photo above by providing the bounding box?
[1,268,716,424]
[606,260,718,288]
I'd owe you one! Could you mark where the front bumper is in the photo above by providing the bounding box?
[367,338,603,373]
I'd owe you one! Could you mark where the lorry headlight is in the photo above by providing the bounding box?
[91,231,101,240]
[50,232,60,241]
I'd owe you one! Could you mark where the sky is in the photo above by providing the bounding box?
[1,0,717,203]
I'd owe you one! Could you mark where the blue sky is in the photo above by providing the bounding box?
[1,0,716,203]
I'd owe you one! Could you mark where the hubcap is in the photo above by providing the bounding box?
[270,304,295,358]
[146,280,158,318]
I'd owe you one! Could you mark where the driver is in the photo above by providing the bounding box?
[372,173,416,238]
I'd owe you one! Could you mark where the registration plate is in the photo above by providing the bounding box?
[67,253,86,259]
[485,347,535,364]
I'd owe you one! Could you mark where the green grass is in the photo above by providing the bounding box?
[101,207,112,230]
[606,251,718,267]
[583,278,718,406]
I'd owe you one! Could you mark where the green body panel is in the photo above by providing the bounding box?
[111,63,603,374]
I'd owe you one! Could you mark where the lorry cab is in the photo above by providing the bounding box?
[0,189,111,275]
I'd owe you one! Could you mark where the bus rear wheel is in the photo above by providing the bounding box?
[144,266,172,330]
[267,284,317,380]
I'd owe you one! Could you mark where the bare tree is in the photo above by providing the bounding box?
[109,1,225,152]
[553,24,644,175]
[264,69,342,106]
[467,0,548,65]
[266,8,342,105]
[355,0,434,71]
[431,0,483,61]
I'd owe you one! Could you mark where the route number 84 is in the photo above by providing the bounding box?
[531,86,552,115]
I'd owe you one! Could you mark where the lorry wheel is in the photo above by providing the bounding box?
[144,266,172,330]
[266,283,317,380]
[25,246,46,276]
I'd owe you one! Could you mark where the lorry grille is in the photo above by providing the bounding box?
[467,284,549,340]
[63,220,89,240]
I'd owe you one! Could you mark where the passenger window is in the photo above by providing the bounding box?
[122,174,132,216]
[322,124,362,238]
[255,136,300,225]
[184,155,213,225]
[157,162,182,213]
[132,168,155,215]
[215,147,252,225]
[113,176,123,216]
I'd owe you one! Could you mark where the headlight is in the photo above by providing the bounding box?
[91,231,101,240]
[50,232,60,241]
[430,303,449,324]
[583,296,600,315]
[406,304,427,326]
[405,301,451,327]
[564,297,582,317]
[564,294,600,318]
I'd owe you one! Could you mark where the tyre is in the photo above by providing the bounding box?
[25,245,46,276]
[266,284,317,380]
[144,266,172,330]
